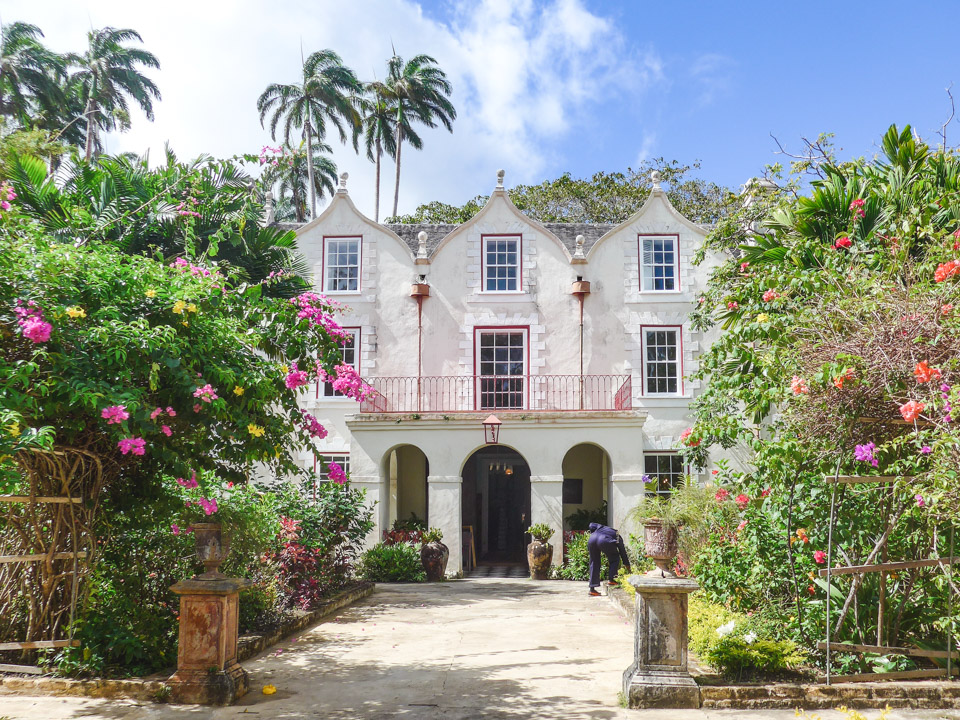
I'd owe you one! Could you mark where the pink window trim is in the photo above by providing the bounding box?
[639,325,684,396]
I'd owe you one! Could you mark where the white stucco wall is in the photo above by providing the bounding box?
[290,174,737,575]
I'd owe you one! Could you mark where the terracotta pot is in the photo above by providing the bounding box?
[420,541,449,581]
[191,522,231,579]
[527,539,554,580]
[643,520,678,577]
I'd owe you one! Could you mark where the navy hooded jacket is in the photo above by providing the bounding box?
[588,523,631,568]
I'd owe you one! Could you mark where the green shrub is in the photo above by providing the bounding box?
[704,635,805,679]
[358,542,426,583]
[527,523,554,542]
[552,531,604,581]
[565,502,607,531]
[688,593,745,656]
[422,527,443,544]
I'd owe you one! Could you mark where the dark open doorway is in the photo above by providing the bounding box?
[461,446,531,567]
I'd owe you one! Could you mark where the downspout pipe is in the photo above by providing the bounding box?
[571,276,591,410]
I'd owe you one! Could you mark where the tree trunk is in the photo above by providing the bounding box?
[83,98,96,162]
[374,138,382,223]
[391,121,403,220]
[305,121,317,221]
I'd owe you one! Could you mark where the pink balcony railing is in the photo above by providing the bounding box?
[356,375,633,413]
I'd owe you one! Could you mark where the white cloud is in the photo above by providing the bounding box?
[689,52,735,108]
[636,131,656,165]
[4,0,664,217]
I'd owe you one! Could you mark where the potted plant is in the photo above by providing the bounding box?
[630,481,712,577]
[419,527,449,581]
[526,523,555,580]
[177,475,243,579]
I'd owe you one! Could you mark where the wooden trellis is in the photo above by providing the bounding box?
[820,471,957,684]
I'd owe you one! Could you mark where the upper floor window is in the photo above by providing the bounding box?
[322,329,358,398]
[644,453,685,496]
[640,235,678,291]
[323,236,361,293]
[475,328,527,409]
[642,327,681,395]
[482,235,521,293]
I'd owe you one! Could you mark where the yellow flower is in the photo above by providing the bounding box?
[172,300,187,314]
[247,424,265,437]
[65,306,86,319]
[262,684,277,695]
[187,303,198,314]
[145,289,157,298]
[755,313,770,323]
[6,421,21,437]
[233,386,245,396]
[280,364,289,374]
[182,321,189,327]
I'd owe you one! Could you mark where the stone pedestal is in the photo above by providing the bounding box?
[622,574,701,709]
[167,576,253,705]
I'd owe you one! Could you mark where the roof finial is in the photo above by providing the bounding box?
[650,170,662,191]
[339,172,349,191]
[573,234,586,259]
[417,230,428,260]
[496,169,505,188]
[263,190,275,226]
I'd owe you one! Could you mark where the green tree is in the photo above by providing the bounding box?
[260,142,339,223]
[69,27,161,161]
[393,160,736,226]
[360,81,398,222]
[384,53,456,219]
[0,21,65,126]
[257,49,361,221]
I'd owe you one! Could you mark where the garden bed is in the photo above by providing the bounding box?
[0,581,374,702]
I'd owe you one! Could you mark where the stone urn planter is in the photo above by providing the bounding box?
[420,528,449,581]
[527,523,555,580]
[643,520,678,577]
[191,522,231,579]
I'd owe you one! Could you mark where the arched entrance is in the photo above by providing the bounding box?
[384,444,429,531]
[461,446,531,568]
[561,443,611,531]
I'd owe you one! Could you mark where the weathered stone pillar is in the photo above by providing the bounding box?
[529,474,563,565]
[427,475,461,575]
[623,574,700,709]
[168,576,253,705]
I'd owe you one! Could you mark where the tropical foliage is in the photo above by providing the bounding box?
[686,124,960,673]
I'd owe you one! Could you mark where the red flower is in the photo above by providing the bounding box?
[942,303,954,316]
[808,584,816,595]
[762,289,780,302]
[813,550,826,564]
[727,301,739,310]
[740,261,750,272]
[833,236,852,249]
[899,400,925,422]
[914,361,942,384]
[832,368,855,390]
[680,427,700,447]
[935,260,960,283]
[735,493,750,509]
[715,488,730,503]
[761,488,771,498]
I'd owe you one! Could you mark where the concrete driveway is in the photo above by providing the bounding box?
[1,579,957,719]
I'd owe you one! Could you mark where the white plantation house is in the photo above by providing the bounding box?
[280,169,729,575]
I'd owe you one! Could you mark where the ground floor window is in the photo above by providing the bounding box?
[313,453,351,489]
[644,453,685,496]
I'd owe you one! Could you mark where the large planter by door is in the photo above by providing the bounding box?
[643,520,678,577]
[191,522,231,579]
[527,540,554,580]
[420,541,449,581]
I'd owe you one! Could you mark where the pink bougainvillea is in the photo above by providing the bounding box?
[328,363,374,401]
[727,301,739,310]
[285,362,310,390]
[300,410,328,439]
[161,425,173,437]
[117,437,146,456]
[101,405,130,424]
[762,289,780,302]
[735,493,750,509]
[197,497,218,515]
[193,384,219,403]
[833,236,852,249]
[849,198,866,218]
[176,473,199,489]
[290,292,346,338]
[327,462,347,485]
[679,427,700,447]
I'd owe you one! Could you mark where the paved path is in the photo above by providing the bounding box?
[2,579,958,719]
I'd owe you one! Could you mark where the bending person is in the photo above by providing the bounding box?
[587,522,631,597]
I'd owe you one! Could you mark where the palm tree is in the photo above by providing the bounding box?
[361,81,399,223]
[257,49,361,221]
[385,53,456,219]
[0,21,65,125]
[263,141,338,223]
[70,27,161,161]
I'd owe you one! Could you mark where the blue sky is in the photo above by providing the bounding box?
[7,0,960,215]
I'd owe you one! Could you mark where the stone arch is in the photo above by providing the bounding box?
[381,444,429,531]
[560,442,613,530]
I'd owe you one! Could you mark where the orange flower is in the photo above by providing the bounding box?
[832,368,855,389]
[914,361,942,384]
[935,259,960,283]
[899,400,925,422]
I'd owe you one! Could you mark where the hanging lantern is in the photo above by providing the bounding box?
[483,414,501,444]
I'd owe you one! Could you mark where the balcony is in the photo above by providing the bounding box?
[355,375,633,414]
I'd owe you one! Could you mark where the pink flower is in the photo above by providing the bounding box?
[193,384,219,402]
[285,362,310,390]
[166,407,176,416]
[150,407,164,420]
[735,493,750,509]
[762,289,780,302]
[736,520,748,532]
[790,376,809,395]
[176,472,198,489]
[679,427,700,447]
[21,317,52,343]
[101,405,130,424]
[715,488,730,503]
[761,488,771,498]
[740,262,750,272]
[833,236,852,249]
[327,462,347,485]
[915,494,925,508]
[899,400,925,422]
[727,301,739,310]
[161,425,173,437]
[300,411,328,439]
[330,363,374,401]
[849,198,866,218]
[171,524,180,536]
[813,550,827,564]
[117,437,146,456]
[193,404,201,413]
[198,497,218,515]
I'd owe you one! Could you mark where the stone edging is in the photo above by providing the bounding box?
[0,580,375,702]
